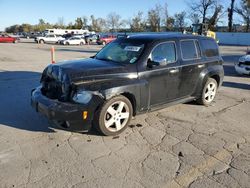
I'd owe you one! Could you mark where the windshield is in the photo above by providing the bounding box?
[95,40,145,64]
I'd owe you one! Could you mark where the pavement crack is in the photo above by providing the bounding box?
[212,100,245,116]
[67,133,80,157]
[25,160,32,186]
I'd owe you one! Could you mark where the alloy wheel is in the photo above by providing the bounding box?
[204,82,217,103]
[104,101,130,132]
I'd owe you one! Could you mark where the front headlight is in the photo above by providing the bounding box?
[72,91,92,104]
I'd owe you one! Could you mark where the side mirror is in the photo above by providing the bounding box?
[148,57,167,68]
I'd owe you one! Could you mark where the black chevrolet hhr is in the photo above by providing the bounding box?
[31,34,224,136]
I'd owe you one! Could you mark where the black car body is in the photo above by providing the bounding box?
[31,34,224,135]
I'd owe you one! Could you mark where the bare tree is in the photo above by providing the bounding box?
[162,3,169,31]
[174,11,187,31]
[235,0,250,32]
[189,13,200,25]
[147,4,162,32]
[130,11,146,32]
[90,15,107,32]
[166,16,175,31]
[228,0,235,32]
[106,12,122,32]
[188,0,216,23]
[208,4,224,30]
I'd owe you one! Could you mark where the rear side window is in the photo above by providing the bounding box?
[201,39,219,57]
[180,40,200,60]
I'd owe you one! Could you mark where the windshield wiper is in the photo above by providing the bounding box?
[95,57,118,63]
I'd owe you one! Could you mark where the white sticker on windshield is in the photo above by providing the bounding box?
[124,46,141,52]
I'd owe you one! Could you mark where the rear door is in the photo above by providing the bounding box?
[178,39,205,98]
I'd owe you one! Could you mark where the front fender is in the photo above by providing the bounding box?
[101,79,147,114]
[73,77,148,114]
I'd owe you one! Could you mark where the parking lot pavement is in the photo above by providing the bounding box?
[0,40,249,188]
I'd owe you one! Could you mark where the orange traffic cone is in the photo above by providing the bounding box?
[51,46,56,64]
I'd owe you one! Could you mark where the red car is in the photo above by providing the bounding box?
[97,34,116,45]
[0,34,19,43]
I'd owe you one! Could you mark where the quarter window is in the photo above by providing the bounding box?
[201,39,219,57]
[181,40,199,60]
[151,42,176,64]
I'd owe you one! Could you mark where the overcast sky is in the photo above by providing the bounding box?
[0,0,242,31]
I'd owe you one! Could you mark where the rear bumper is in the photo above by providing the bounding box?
[31,87,100,132]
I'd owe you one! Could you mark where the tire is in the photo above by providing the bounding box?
[80,42,84,46]
[39,40,44,44]
[66,42,70,45]
[94,96,133,136]
[197,78,218,106]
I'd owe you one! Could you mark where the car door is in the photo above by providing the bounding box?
[178,39,205,98]
[45,35,53,43]
[139,41,181,107]
[73,37,80,45]
[2,35,10,42]
[0,35,4,42]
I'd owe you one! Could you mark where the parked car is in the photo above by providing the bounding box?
[97,34,116,45]
[31,34,224,136]
[85,34,98,44]
[60,36,86,45]
[0,34,19,43]
[35,34,64,44]
[235,51,250,75]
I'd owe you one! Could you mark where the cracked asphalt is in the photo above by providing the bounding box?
[0,40,249,188]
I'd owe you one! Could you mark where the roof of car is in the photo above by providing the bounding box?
[126,33,211,42]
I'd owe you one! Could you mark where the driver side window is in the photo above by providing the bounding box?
[151,42,177,65]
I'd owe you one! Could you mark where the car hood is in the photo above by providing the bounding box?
[41,58,129,84]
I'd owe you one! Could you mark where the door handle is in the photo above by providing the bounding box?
[197,64,205,68]
[169,69,179,74]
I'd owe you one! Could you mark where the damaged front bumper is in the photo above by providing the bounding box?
[31,87,103,132]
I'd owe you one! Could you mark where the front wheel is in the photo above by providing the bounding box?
[197,78,218,106]
[94,96,133,136]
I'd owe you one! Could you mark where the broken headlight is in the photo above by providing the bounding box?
[72,90,92,104]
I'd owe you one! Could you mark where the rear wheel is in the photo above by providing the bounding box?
[197,78,218,106]
[80,42,84,45]
[39,39,44,44]
[94,96,133,136]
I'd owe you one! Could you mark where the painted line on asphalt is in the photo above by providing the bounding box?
[164,144,237,188]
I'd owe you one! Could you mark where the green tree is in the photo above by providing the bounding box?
[74,17,83,29]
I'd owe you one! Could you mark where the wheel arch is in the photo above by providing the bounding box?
[120,92,137,116]
[210,74,220,87]
[193,65,224,98]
